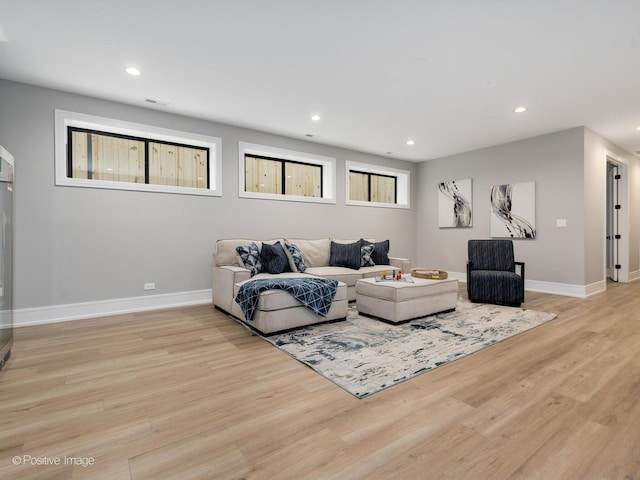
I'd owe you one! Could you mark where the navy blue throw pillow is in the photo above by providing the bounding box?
[329,241,362,270]
[285,242,307,272]
[360,239,390,265]
[260,241,290,274]
[236,242,263,276]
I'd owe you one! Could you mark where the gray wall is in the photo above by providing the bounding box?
[417,126,640,288]
[416,128,588,285]
[0,79,417,310]
[2,78,638,313]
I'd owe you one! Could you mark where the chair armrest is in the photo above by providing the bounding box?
[515,261,525,302]
[515,261,525,280]
[388,256,411,273]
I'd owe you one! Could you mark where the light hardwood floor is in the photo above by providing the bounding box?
[1,282,639,479]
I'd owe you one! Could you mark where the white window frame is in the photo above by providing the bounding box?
[238,141,336,204]
[54,109,222,197]
[346,160,410,209]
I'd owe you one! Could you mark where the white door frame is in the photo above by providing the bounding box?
[603,150,629,285]
[606,162,618,281]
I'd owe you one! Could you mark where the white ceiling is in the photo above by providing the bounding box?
[1,1,639,162]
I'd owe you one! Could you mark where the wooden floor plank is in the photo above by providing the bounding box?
[1,282,639,479]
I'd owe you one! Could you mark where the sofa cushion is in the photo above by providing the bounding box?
[359,265,396,278]
[284,241,307,272]
[236,242,263,276]
[304,266,363,287]
[260,241,290,274]
[285,238,330,267]
[361,239,390,265]
[215,238,256,267]
[329,241,362,270]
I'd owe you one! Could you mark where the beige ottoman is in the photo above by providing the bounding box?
[356,276,459,324]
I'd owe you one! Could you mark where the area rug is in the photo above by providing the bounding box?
[261,300,557,398]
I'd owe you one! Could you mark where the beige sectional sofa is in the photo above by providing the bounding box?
[212,237,411,335]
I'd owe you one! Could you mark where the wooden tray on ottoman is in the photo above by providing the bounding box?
[411,268,448,280]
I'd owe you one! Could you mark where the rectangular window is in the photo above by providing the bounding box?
[244,154,322,197]
[68,128,210,189]
[349,171,397,204]
[55,110,222,196]
[239,142,335,204]
[346,161,410,209]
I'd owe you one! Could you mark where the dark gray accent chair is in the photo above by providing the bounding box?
[467,239,525,307]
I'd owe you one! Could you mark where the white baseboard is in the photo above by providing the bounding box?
[449,271,600,299]
[583,280,607,297]
[12,268,622,328]
[630,270,640,282]
[528,279,604,298]
[14,289,213,328]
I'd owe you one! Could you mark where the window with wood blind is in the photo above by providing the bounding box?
[244,155,322,198]
[348,171,397,204]
[346,161,410,209]
[239,142,336,204]
[55,110,222,196]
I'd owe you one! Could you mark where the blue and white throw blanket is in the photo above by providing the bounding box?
[235,278,339,322]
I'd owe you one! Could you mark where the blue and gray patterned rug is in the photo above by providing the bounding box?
[262,300,557,398]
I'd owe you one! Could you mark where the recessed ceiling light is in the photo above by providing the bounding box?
[406,140,415,146]
[311,115,320,121]
[513,106,527,113]
[125,67,141,76]
[636,126,640,131]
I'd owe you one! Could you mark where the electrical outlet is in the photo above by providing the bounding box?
[144,283,155,291]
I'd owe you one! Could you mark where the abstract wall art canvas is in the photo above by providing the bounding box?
[490,182,536,239]
[438,178,472,228]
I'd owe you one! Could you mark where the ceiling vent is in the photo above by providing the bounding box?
[144,98,168,107]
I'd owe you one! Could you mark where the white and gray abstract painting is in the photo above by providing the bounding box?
[438,178,472,228]
[490,182,536,239]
